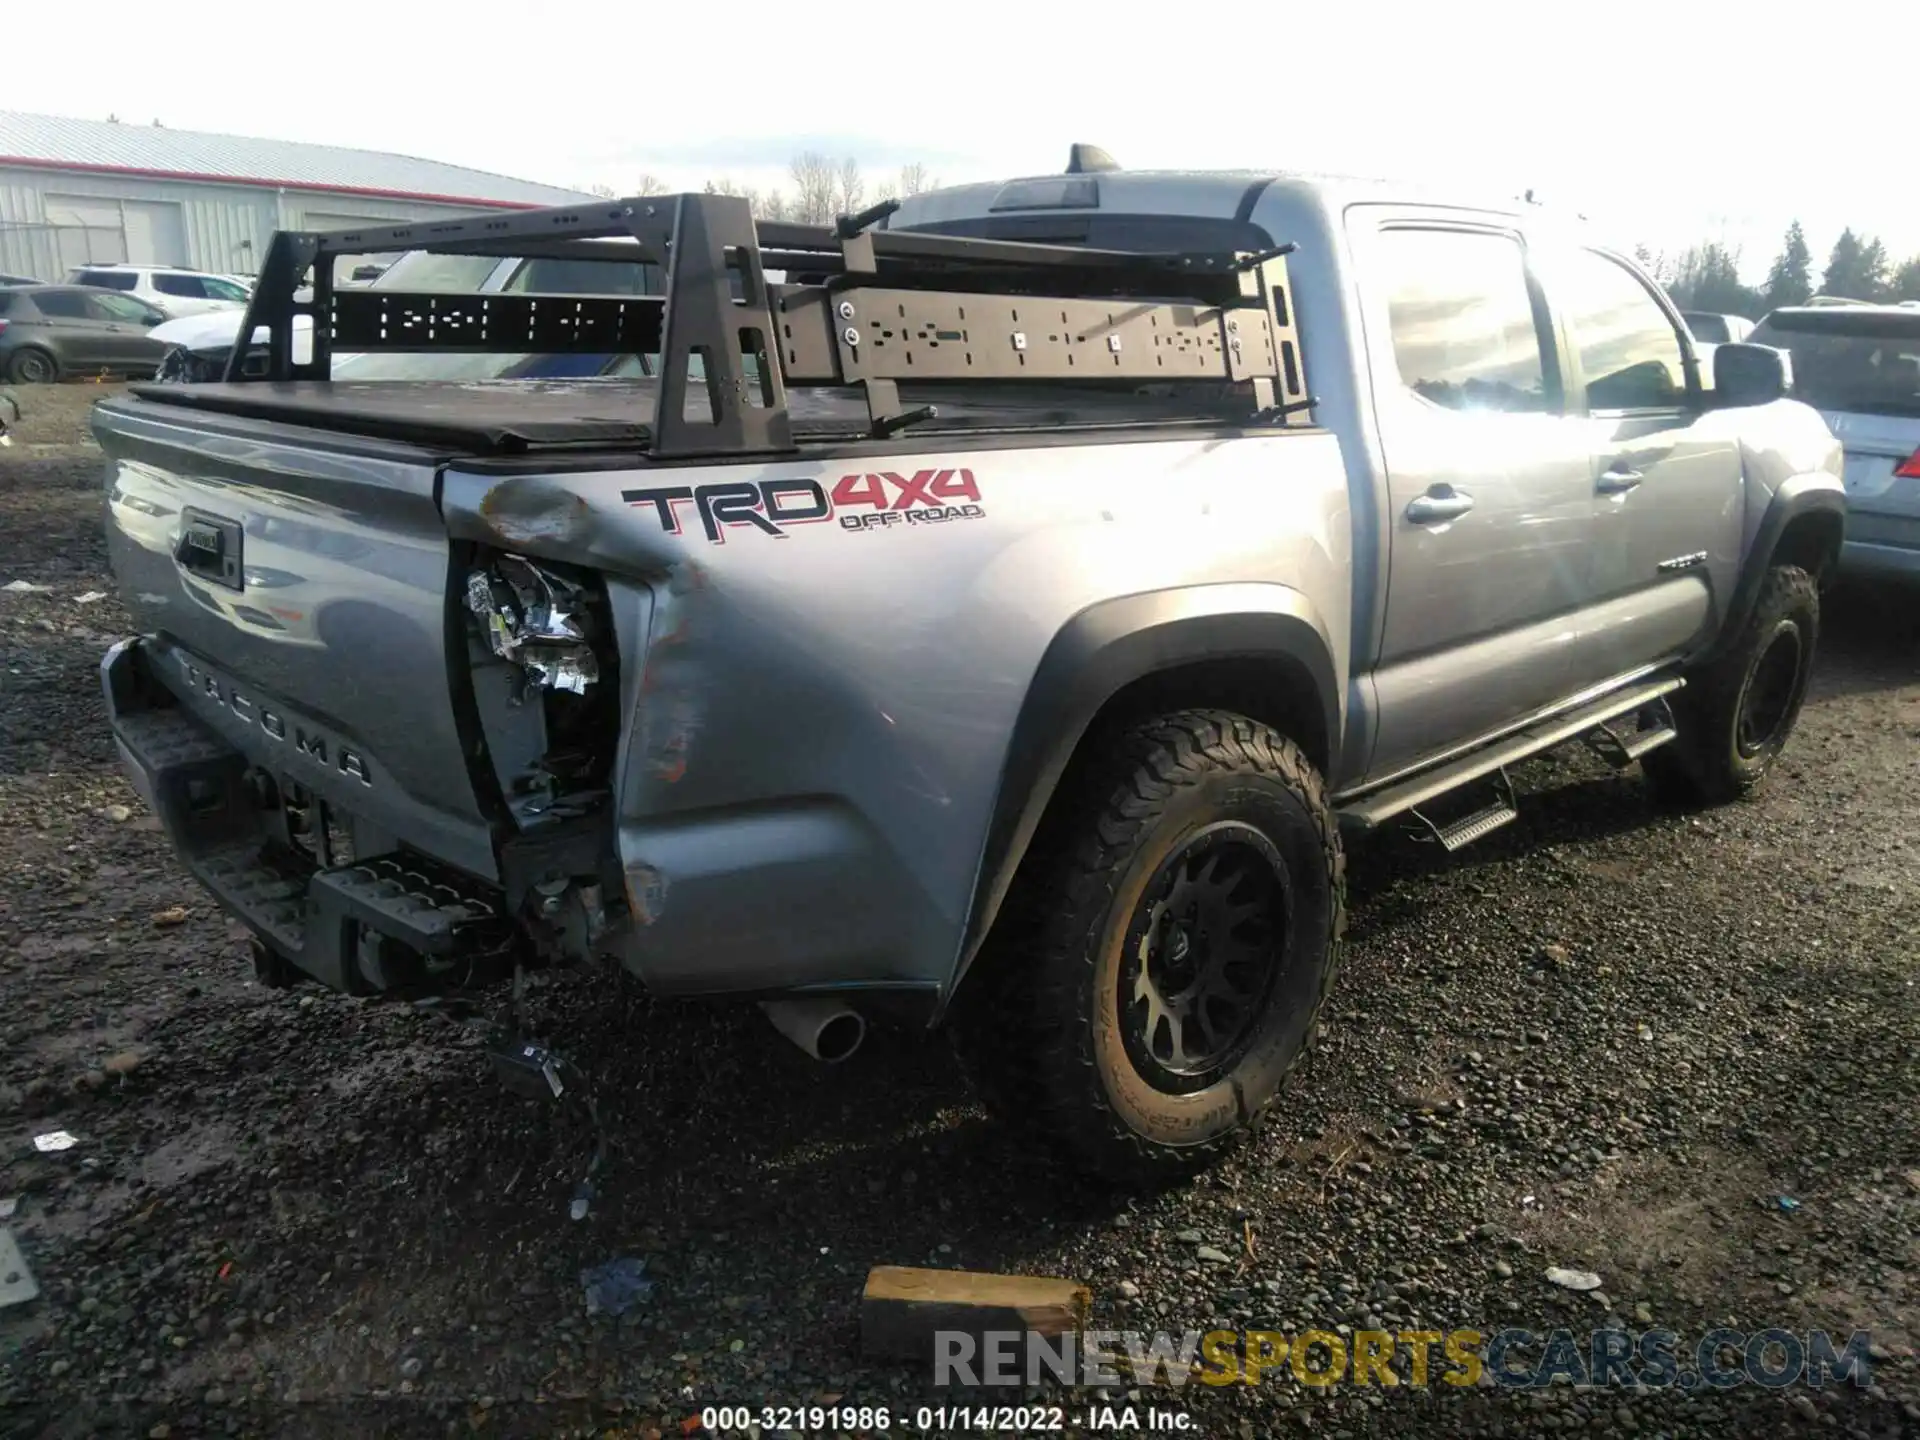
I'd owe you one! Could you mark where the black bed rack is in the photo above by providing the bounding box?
[224,192,1312,459]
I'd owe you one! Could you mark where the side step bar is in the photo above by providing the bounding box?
[1339,675,1686,833]
[1409,767,1520,852]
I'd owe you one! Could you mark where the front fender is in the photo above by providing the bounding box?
[949,583,1341,999]
[1707,472,1846,664]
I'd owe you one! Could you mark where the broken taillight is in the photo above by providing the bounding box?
[1894,447,1920,479]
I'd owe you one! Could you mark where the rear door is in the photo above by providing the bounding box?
[89,292,169,371]
[27,288,118,369]
[1354,217,1604,779]
[1547,246,1743,683]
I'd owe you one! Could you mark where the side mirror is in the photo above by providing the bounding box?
[1713,342,1792,406]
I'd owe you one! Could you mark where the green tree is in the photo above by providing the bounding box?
[1820,228,1891,300]
[1892,255,1920,302]
[1665,242,1763,318]
[1858,237,1892,300]
[1763,221,1813,309]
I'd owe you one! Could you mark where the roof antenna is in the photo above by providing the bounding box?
[1066,143,1120,175]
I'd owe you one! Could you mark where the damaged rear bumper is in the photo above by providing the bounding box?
[101,636,512,994]
[101,634,942,1014]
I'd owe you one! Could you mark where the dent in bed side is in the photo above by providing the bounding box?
[947,583,1343,1005]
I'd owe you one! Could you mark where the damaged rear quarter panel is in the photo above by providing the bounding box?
[438,433,1351,997]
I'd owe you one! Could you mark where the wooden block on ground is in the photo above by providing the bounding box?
[861,1265,1091,1363]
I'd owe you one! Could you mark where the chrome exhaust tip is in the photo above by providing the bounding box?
[759,998,866,1064]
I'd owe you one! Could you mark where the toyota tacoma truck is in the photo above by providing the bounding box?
[93,156,1844,1186]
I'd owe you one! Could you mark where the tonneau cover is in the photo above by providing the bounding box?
[126,379,657,455]
[125,378,1255,455]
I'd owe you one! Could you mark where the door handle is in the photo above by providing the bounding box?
[1406,487,1476,524]
[1597,467,1644,494]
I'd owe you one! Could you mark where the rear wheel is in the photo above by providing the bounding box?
[6,347,57,384]
[1642,564,1818,806]
[950,709,1344,1186]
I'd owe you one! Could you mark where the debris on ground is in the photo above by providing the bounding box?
[1545,1266,1604,1292]
[1776,1195,1801,1212]
[860,1265,1090,1362]
[2,579,50,594]
[73,590,107,604]
[151,905,189,928]
[0,1197,16,1220]
[580,1256,654,1317]
[32,1130,78,1153]
[0,1227,40,1308]
[99,804,132,822]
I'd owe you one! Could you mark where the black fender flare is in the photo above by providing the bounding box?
[947,583,1341,1002]
[1702,477,1846,665]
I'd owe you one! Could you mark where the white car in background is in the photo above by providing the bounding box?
[65,264,250,318]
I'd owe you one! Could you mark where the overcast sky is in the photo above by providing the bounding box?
[8,1,1917,281]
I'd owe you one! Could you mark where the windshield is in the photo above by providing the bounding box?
[1684,314,1730,344]
[328,252,665,383]
[1750,311,1920,417]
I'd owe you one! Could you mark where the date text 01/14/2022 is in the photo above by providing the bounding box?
[695,1405,1193,1432]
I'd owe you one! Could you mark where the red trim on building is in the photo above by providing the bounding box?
[0,154,562,211]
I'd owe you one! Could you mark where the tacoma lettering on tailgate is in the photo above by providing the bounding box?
[177,656,374,787]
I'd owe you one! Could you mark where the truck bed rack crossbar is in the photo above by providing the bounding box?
[223,192,1311,459]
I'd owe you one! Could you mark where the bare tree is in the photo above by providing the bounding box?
[584,183,618,199]
[789,152,839,225]
[634,172,666,196]
[897,161,934,197]
[835,158,865,216]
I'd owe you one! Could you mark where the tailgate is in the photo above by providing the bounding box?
[1823,408,1920,518]
[94,395,497,879]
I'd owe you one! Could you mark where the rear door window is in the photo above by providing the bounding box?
[151,274,208,298]
[31,290,93,319]
[1374,227,1553,414]
[76,270,138,291]
[92,293,163,324]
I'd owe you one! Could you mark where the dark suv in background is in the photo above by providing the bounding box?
[0,286,169,383]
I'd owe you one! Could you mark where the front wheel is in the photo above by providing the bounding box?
[1642,564,1819,806]
[950,710,1344,1187]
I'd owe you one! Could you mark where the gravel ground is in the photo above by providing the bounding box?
[1,383,1917,1439]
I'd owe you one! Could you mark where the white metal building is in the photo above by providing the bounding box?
[0,110,593,282]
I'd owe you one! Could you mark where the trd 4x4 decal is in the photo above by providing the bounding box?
[623,469,984,543]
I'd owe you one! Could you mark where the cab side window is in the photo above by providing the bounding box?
[1376,228,1552,415]
[1561,250,1689,410]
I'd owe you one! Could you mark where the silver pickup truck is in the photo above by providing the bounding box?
[93,162,1844,1186]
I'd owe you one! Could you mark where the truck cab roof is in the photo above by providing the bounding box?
[891,160,1553,234]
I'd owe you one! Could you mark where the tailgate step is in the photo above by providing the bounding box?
[197,844,309,955]
[309,856,502,956]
